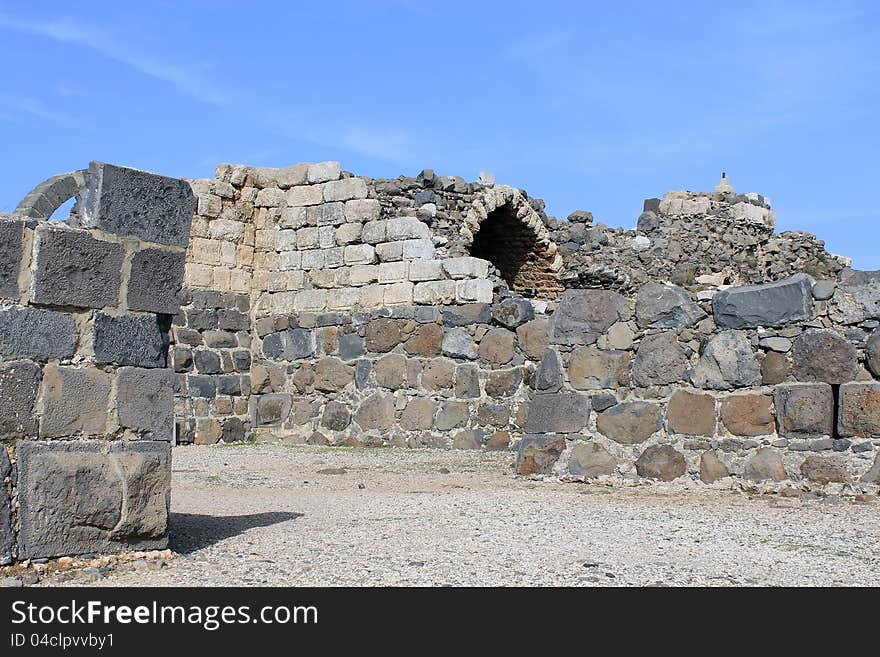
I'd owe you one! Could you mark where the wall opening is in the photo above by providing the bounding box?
[469,202,563,298]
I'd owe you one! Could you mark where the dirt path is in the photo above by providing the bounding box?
[34,445,880,586]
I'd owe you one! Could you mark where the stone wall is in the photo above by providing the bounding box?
[0,162,193,562]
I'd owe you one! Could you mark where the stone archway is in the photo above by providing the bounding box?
[14,170,86,220]
[462,186,564,298]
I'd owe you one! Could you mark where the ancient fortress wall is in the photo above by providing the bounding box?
[2,160,879,562]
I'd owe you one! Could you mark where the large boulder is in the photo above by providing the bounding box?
[516,434,566,475]
[712,274,814,329]
[596,401,661,445]
[691,330,760,390]
[567,442,618,478]
[831,270,880,324]
[568,347,630,390]
[791,329,858,384]
[837,383,880,437]
[635,282,705,329]
[632,332,688,386]
[524,393,590,434]
[773,383,834,438]
[635,445,686,481]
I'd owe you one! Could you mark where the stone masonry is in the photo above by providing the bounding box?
[2,163,879,562]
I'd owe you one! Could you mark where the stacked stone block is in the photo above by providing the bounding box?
[0,161,193,562]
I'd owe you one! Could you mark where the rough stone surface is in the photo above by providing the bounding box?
[635,282,705,329]
[0,306,78,361]
[16,440,170,559]
[0,360,41,439]
[478,328,515,365]
[516,434,566,475]
[551,289,626,345]
[597,402,661,445]
[534,349,563,392]
[39,365,111,437]
[745,448,787,482]
[78,161,195,247]
[404,323,443,356]
[485,368,522,397]
[832,270,880,324]
[712,274,814,329]
[800,455,848,484]
[761,351,789,385]
[127,248,186,314]
[516,318,549,360]
[492,298,534,329]
[567,442,618,478]
[321,401,351,431]
[700,450,729,484]
[635,445,686,481]
[524,393,590,433]
[837,383,880,437]
[0,447,11,564]
[773,383,833,438]
[353,393,395,430]
[720,394,774,436]
[667,390,715,436]
[262,329,316,361]
[32,227,124,309]
[866,330,880,377]
[442,328,477,360]
[252,394,292,426]
[791,329,859,384]
[632,332,688,386]
[568,347,630,390]
[365,319,401,353]
[0,219,23,300]
[93,312,170,368]
[691,330,760,390]
[116,367,175,440]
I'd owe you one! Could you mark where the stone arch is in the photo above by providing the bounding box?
[462,185,564,298]
[14,170,86,220]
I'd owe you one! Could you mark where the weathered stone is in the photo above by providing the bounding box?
[441,303,491,327]
[78,161,195,247]
[773,383,833,438]
[791,329,858,384]
[126,249,186,315]
[365,318,402,353]
[39,365,110,437]
[524,393,590,433]
[313,357,354,392]
[261,328,316,361]
[0,219,23,300]
[421,358,455,390]
[252,394,292,425]
[832,270,880,324]
[632,332,688,386]
[861,455,880,483]
[435,401,469,431]
[635,282,706,329]
[452,429,483,450]
[867,330,880,377]
[0,447,11,564]
[0,360,41,439]
[93,312,170,368]
[535,349,563,392]
[605,322,634,350]
[515,434,566,475]
[454,364,481,398]
[590,392,618,412]
[321,401,351,431]
[16,440,171,559]
[193,349,221,374]
[486,368,522,397]
[667,389,715,436]
[759,337,791,353]
[220,417,246,443]
[516,318,549,360]
[32,226,123,309]
[691,330,760,390]
[800,455,848,484]
[202,330,236,349]
[353,393,395,430]
[720,394,774,436]
[338,333,365,361]
[404,323,443,356]
[484,430,511,451]
[442,328,478,359]
[597,401,661,445]
[837,383,880,437]
[187,375,216,398]
[491,298,535,329]
[375,354,407,390]
[744,448,787,482]
[552,289,627,345]
[700,450,729,483]
[400,397,436,430]
[811,280,836,301]
[477,402,510,427]
[568,442,618,478]
[0,306,78,362]
[761,351,789,384]
[635,445,686,481]
[478,328,515,364]
[116,367,175,440]
[568,347,630,390]
[712,274,813,329]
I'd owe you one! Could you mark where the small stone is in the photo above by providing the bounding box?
[759,337,791,353]
[773,383,833,438]
[745,448,787,482]
[534,349,563,392]
[478,328,515,365]
[491,298,535,329]
[321,401,351,431]
[524,393,590,434]
[551,289,627,345]
[516,318,549,360]
[811,280,836,301]
[568,347,630,390]
[700,450,729,483]
[635,282,706,329]
[568,442,618,478]
[515,434,566,475]
[404,323,443,357]
[866,330,880,377]
[635,445,686,481]
[365,318,402,353]
[441,328,478,360]
[761,351,789,385]
[800,455,848,484]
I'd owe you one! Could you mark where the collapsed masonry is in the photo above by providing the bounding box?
[2,162,880,562]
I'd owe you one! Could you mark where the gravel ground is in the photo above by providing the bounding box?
[37,445,880,587]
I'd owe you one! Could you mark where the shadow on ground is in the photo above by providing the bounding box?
[169,512,304,553]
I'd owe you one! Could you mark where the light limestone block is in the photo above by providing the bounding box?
[379,261,408,283]
[307,161,341,183]
[296,227,320,249]
[383,281,414,305]
[442,256,490,279]
[344,244,377,265]
[301,250,325,270]
[408,259,443,282]
[361,220,387,244]
[325,246,344,268]
[413,280,457,304]
[323,177,368,202]
[287,184,324,206]
[344,199,381,223]
[376,241,403,261]
[335,223,362,245]
[350,265,379,286]
[386,217,430,241]
[456,279,493,303]
[294,289,328,311]
[401,238,435,260]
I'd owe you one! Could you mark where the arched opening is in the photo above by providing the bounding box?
[466,191,565,299]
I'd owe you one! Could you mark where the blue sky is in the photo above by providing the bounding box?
[1,1,878,268]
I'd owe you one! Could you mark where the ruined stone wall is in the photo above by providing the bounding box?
[0,162,193,562]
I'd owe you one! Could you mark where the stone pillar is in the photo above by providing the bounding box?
[0,161,194,562]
